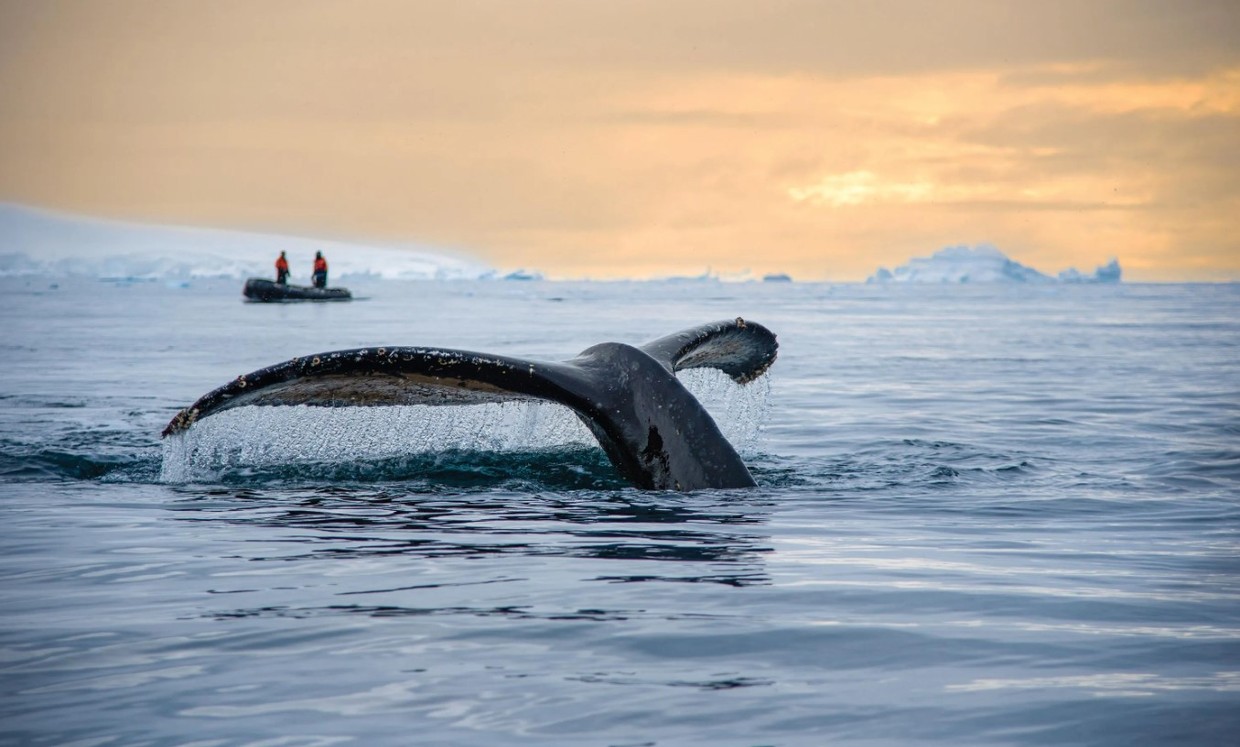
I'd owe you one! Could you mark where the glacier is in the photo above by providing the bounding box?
[0,203,494,281]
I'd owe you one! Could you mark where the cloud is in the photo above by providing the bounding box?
[789,171,935,206]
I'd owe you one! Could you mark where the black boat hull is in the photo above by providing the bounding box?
[243,278,352,302]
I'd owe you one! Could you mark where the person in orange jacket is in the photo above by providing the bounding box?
[275,251,290,284]
[312,251,328,289]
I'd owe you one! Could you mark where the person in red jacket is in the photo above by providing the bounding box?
[312,251,328,289]
[275,251,290,284]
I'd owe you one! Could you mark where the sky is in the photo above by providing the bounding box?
[1,1,1237,281]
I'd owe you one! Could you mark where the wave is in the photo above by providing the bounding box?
[0,445,160,483]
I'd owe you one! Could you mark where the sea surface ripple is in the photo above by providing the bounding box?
[1,277,1237,746]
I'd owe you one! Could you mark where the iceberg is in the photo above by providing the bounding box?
[478,268,545,281]
[867,244,1121,284]
[1059,258,1122,284]
[0,203,493,281]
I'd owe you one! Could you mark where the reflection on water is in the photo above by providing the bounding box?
[169,477,775,626]
[946,671,1240,696]
[175,446,631,490]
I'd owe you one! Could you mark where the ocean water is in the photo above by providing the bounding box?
[1,275,1237,746]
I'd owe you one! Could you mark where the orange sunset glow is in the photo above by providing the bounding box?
[1,1,1237,280]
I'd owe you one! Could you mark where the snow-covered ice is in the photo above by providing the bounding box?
[0,203,493,281]
[868,244,1121,284]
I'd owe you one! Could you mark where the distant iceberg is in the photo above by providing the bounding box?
[1059,259,1121,284]
[0,203,494,281]
[479,268,545,281]
[654,271,722,283]
[867,245,1121,284]
[762,273,793,283]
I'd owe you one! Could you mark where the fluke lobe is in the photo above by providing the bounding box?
[162,318,778,490]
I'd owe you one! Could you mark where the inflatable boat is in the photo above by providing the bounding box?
[243,278,352,302]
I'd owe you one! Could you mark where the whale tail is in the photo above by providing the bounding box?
[162,318,777,490]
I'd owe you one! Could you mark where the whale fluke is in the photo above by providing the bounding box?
[162,319,777,490]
